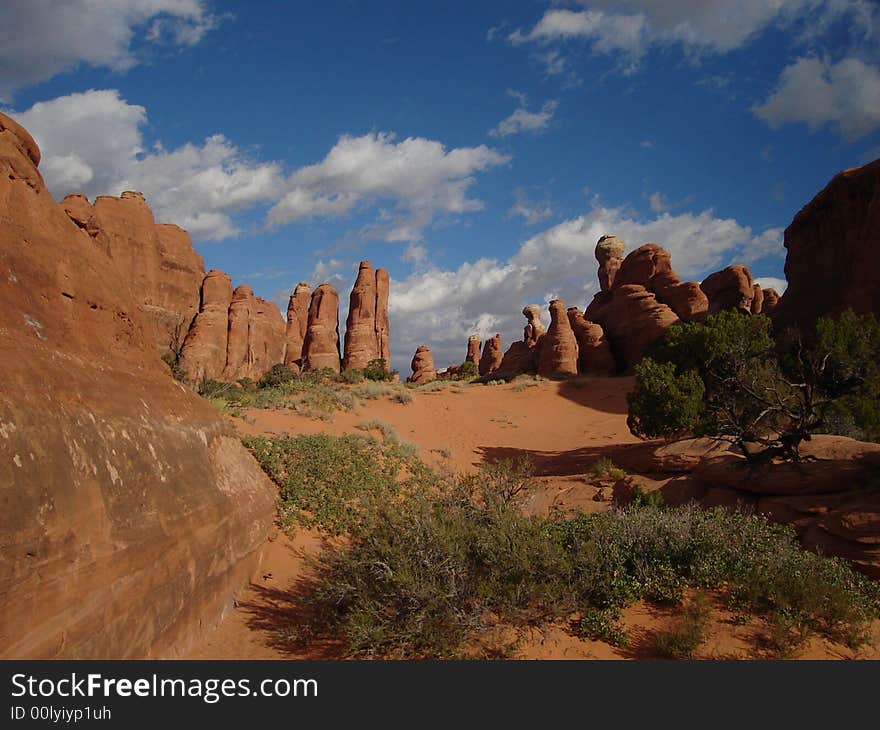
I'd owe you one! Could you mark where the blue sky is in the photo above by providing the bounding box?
[3,1,879,370]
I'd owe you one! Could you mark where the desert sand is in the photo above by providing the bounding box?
[186,378,880,660]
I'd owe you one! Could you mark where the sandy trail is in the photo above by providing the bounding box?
[186,377,880,660]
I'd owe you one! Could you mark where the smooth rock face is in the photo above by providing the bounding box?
[596,234,625,291]
[407,345,436,384]
[284,282,311,370]
[466,335,481,365]
[82,191,205,359]
[0,111,276,659]
[342,261,390,371]
[303,283,341,372]
[599,285,680,370]
[178,270,233,382]
[479,334,504,376]
[773,158,880,330]
[567,307,615,375]
[537,300,579,377]
[700,264,755,315]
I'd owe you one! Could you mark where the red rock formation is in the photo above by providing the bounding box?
[479,334,503,376]
[761,287,780,316]
[407,345,436,384]
[700,264,755,315]
[0,111,275,658]
[596,234,625,291]
[61,190,206,359]
[284,282,311,370]
[499,304,546,376]
[613,243,708,321]
[598,285,680,370]
[178,270,233,382]
[375,267,391,365]
[341,261,391,371]
[686,436,880,578]
[750,284,764,314]
[303,283,341,372]
[567,307,615,375]
[773,158,880,330]
[522,304,546,346]
[466,335,481,366]
[537,300,579,377]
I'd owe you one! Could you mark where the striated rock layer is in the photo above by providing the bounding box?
[567,308,615,375]
[0,111,276,659]
[773,158,880,331]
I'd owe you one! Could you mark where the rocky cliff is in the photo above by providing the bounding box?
[0,112,277,659]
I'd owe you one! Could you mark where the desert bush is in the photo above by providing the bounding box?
[589,457,627,481]
[242,433,430,535]
[270,443,879,657]
[340,368,366,384]
[457,361,478,379]
[259,363,299,388]
[362,358,398,382]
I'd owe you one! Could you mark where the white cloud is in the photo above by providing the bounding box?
[507,187,554,225]
[489,100,558,138]
[505,2,878,72]
[267,132,509,242]
[388,204,783,370]
[0,0,220,100]
[752,56,880,140]
[9,89,282,240]
[640,140,654,149]
[754,276,788,294]
[402,244,428,264]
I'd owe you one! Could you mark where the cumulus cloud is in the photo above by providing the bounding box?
[267,132,509,242]
[0,0,220,100]
[505,1,878,72]
[10,89,282,240]
[752,56,880,140]
[388,205,783,370]
[489,100,558,138]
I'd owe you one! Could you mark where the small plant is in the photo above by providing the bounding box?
[579,608,630,647]
[457,361,478,380]
[362,358,398,382]
[431,447,452,459]
[652,592,711,659]
[590,457,626,481]
[340,368,366,384]
[258,363,298,389]
[392,390,413,404]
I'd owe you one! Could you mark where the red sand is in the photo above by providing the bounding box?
[186,378,880,660]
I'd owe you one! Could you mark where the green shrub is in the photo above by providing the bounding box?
[362,358,398,382]
[242,433,429,536]
[457,361,477,379]
[340,368,366,384]
[258,363,298,388]
[628,309,880,462]
[262,440,880,658]
[589,457,627,481]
